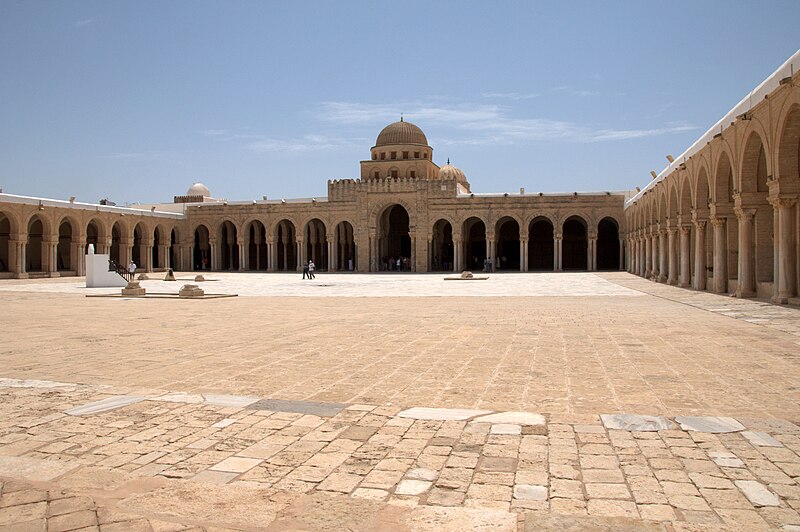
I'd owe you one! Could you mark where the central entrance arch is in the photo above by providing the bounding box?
[562,216,588,270]
[378,204,410,270]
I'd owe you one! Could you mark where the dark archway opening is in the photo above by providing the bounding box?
[597,218,620,270]
[431,219,453,271]
[528,219,554,271]
[193,225,210,270]
[562,218,588,270]
[496,218,520,270]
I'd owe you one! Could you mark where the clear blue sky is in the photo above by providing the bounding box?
[1,1,798,205]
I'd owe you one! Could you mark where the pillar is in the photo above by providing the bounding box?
[658,230,667,282]
[328,237,336,272]
[693,220,707,291]
[588,236,596,271]
[712,218,727,294]
[679,225,691,288]
[667,228,678,285]
[619,238,625,272]
[553,233,564,272]
[645,233,652,278]
[237,238,245,272]
[735,208,755,297]
[521,237,529,272]
[773,198,798,303]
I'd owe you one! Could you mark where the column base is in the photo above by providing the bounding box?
[667,277,678,285]
[736,290,756,298]
[657,274,668,283]
[772,295,789,305]
[14,272,29,279]
[679,282,690,289]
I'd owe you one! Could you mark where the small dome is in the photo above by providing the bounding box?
[187,182,210,197]
[375,119,428,147]
[439,160,466,181]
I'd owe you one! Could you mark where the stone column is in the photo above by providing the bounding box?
[237,237,245,272]
[645,233,652,278]
[658,230,667,282]
[735,208,755,297]
[266,239,275,272]
[521,237,529,272]
[554,233,563,271]
[711,217,727,294]
[328,237,336,272]
[773,198,798,303]
[667,228,678,285]
[588,236,597,272]
[619,238,625,271]
[693,220,707,291]
[75,240,86,276]
[297,240,304,272]
[651,232,659,280]
[679,225,691,288]
[639,235,646,277]
[454,239,462,271]
[45,238,57,275]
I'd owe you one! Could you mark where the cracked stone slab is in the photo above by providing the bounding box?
[600,414,674,432]
[246,398,346,417]
[742,431,784,447]
[675,416,745,433]
[735,480,780,507]
[65,395,146,416]
[397,407,493,421]
[203,394,260,408]
[473,411,545,426]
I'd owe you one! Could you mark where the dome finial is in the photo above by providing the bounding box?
[400,113,403,122]
[447,157,450,165]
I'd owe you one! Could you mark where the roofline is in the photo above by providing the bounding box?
[0,193,184,219]
[625,48,800,208]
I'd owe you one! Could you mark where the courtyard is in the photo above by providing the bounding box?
[1,272,800,530]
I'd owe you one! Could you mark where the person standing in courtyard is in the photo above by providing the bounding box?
[127,260,136,281]
[308,260,316,279]
[302,261,309,279]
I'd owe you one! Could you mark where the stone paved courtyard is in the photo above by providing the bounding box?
[1,272,800,530]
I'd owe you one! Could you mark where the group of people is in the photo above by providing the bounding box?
[382,256,410,271]
[302,260,316,279]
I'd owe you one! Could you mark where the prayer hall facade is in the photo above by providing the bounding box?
[1,51,799,304]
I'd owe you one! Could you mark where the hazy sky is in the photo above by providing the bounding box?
[1,1,799,205]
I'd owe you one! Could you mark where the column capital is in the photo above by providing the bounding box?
[734,206,757,220]
[554,232,563,240]
[709,216,726,228]
[691,209,708,224]
[679,224,692,235]
[236,237,246,246]
[692,219,707,229]
[768,195,798,209]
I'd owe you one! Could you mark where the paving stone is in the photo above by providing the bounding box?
[64,396,145,416]
[203,394,260,408]
[395,479,432,495]
[709,451,746,468]
[600,414,674,432]
[490,424,521,435]
[424,488,466,507]
[209,456,262,473]
[191,470,238,485]
[350,488,388,501]
[513,484,547,501]
[397,407,493,421]
[473,412,545,426]
[316,472,362,493]
[406,468,438,481]
[246,398,346,417]
[735,480,780,507]
[742,431,785,448]
[675,417,745,434]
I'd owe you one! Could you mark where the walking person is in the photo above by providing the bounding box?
[308,260,316,279]
[127,260,136,281]
[302,261,309,279]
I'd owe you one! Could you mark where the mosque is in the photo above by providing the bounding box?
[0,50,798,305]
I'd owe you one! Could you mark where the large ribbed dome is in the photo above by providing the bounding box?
[375,119,428,147]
